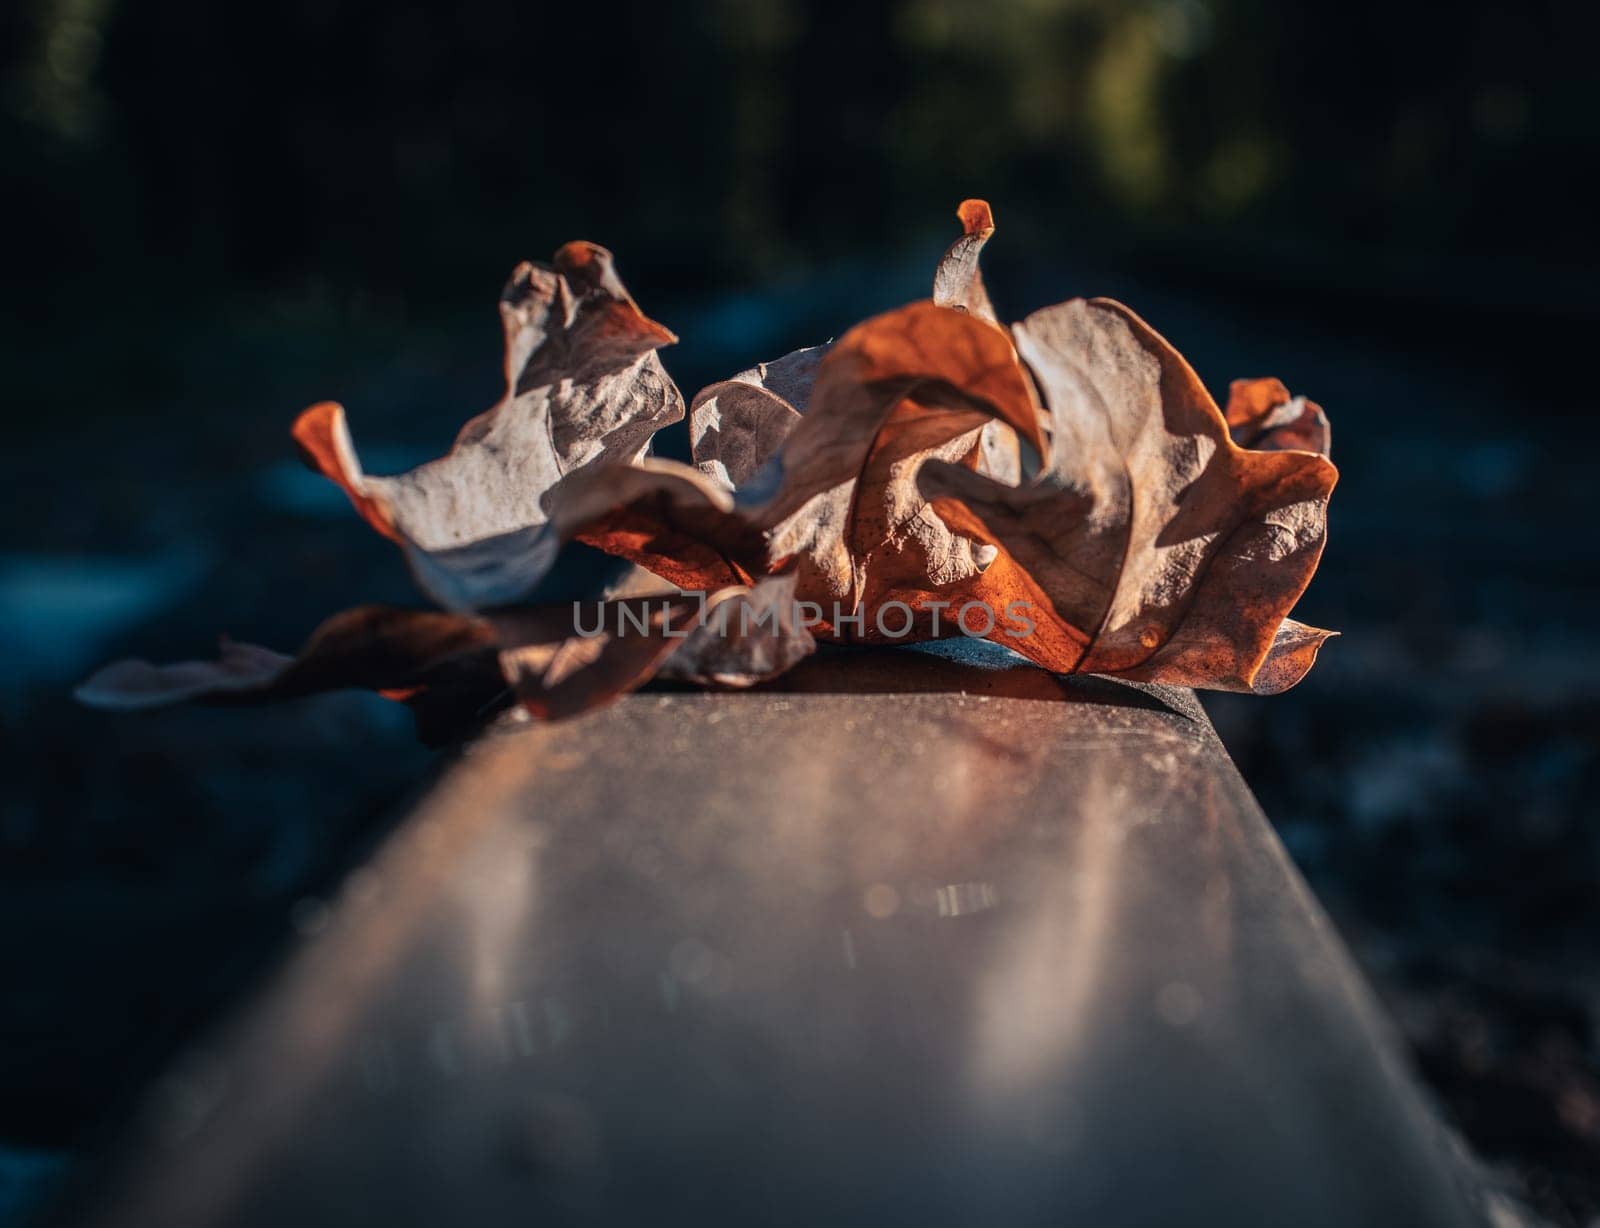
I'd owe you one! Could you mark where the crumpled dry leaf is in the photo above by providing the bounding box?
[689,344,829,489]
[80,196,1339,739]
[490,596,708,723]
[1225,376,1332,456]
[754,300,1046,614]
[932,198,1027,486]
[932,198,999,323]
[492,577,813,721]
[552,457,766,593]
[75,606,504,741]
[658,575,816,686]
[293,242,683,610]
[922,296,1336,693]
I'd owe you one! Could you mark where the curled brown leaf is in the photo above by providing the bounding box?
[1225,376,1333,456]
[76,606,505,741]
[922,297,1336,693]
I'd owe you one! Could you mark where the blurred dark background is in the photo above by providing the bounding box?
[2,0,1598,1223]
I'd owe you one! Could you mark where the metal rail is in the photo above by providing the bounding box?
[57,643,1489,1226]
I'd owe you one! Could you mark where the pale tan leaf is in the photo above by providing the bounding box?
[932,198,999,324]
[293,242,682,609]
[689,343,831,489]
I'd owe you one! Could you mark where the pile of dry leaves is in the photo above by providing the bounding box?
[79,200,1337,740]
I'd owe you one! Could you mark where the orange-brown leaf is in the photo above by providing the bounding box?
[922,297,1336,693]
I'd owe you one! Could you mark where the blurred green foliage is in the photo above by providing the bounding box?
[2,0,1594,421]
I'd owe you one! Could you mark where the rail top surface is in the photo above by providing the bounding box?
[59,643,1489,1228]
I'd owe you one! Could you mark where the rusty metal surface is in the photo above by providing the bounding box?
[60,643,1487,1227]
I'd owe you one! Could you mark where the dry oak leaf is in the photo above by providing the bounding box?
[690,343,830,489]
[293,241,683,611]
[1225,376,1332,456]
[491,577,814,721]
[751,299,1046,618]
[922,297,1337,694]
[74,606,505,742]
[543,457,768,594]
[932,198,1000,323]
